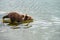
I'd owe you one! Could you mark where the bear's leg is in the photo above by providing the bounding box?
[16,18,23,24]
[17,20,22,24]
[10,17,15,23]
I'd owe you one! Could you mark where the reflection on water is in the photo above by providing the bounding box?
[0,0,60,40]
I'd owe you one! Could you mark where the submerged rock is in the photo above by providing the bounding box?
[3,19,33,26]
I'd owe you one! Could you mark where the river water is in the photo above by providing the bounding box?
[0,0,60,40]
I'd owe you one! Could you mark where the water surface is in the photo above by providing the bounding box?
[0,0,60,40]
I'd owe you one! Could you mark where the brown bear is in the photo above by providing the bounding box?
[3,12,33,23]
[3,12,24,23]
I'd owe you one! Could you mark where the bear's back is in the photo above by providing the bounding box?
[8,12,24,22]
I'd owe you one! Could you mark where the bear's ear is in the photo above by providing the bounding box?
[24,14,28,17]
[25,14,27,16]
[22,15,24,18]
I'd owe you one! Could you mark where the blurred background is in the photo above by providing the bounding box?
[0,0,60,40]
